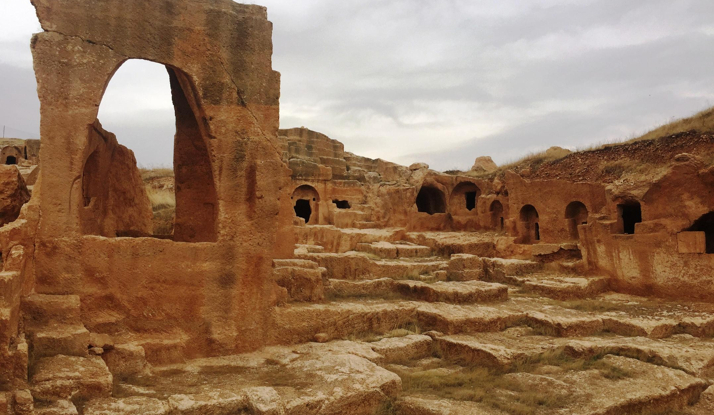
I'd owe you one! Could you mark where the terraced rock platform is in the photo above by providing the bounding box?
[13,229,714,415]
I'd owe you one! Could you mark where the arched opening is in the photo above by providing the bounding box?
[617,201,642,235]
[292,185,320,224]
[519,204,540,244]
[686,212,714,253]
[5,156,17,165]
[83,59,217,242]
[416,185,446,215]
[450,182,481,215]
[565,201,589,240]
[490,200,504,231]
[333,200,351,209]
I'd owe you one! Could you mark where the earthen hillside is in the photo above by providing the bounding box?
[461,106,714,185]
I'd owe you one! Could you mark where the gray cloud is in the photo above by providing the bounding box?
[1,0,713,169]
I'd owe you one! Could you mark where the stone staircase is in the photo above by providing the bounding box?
[11,229,714,414]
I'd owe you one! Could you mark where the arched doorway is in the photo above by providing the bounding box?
[519,204,540,244]
[416,186,446,215]
[85,59,217,242]
[617,201,642,235]
[686,212,714,253]
[292,185,320,224]
[565,201,588,240]
[490,200,504,231]
[5,156,17,165]
[450,182,481,215]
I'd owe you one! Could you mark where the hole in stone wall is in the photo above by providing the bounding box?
[294,199,312,223]
[292,185,320,224]
[686,212,714,253]
[618,202,642,235]
[5,156,17,165]
[333,200,351,209]
[465,192,477,211]
[565,201,589,240]
[450,182,481,214]
[490,200,504,230]
[416,186,446,215]
[519,204,540,244]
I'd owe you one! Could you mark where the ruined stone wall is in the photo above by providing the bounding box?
[24,0,294,361]
[504,172,609,244]
[580,154,714,299]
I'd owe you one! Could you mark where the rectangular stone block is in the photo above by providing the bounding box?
[678,232,706,254]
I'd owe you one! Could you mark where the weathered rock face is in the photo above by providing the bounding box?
[79,121,152,237]
[23,0,294,369]
[0,166,30,227]
[471,156,498,173]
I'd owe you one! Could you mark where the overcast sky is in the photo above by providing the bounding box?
[1,0,713,171]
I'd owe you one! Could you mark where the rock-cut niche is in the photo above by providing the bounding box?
[81,60,217,242]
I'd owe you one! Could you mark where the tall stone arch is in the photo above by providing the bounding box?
[30,0,294,355]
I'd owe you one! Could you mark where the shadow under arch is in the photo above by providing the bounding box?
[519,204,540,244]
[565,201,588,240]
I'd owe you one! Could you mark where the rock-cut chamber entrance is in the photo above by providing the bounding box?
[416,186,446,215]
[82,60,217,242]
[292,185,320,224]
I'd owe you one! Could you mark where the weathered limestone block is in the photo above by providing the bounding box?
[288,159,332,180]
[102,344,150,379]
[84,397,169,415]
[31,355,112,402]
[272,259,325,302]
[35,400,78,415]
[396,395,504,415]
[482,258,541,282]
[167,392,248,415]
[394,281,508,304]
[370,335,432,364]
[678,231,706,254]
[0,392,9,415]
[30,324,90,359]
[22,295,82,331]
[0,166,30,226]
[447,254,484,281]
[13,390,33,415]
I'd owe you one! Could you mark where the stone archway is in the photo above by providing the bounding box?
[416,186,446,215]
[565,201,588,240]
[450,182,481,215]
[490,200,504,231]
[519,204,540,244]
[686,212,714,253]
[292,185,320,224]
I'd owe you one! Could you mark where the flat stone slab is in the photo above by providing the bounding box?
[108,342,401,415]
[356,241,433,259]
[370,335,433,364]
[513,274,610,300]
[272,300,419,344]
[84,397,170,415]
[394,280,508,304]
[393,356,707,415]
[31,355,112,401]
[396,395,507,414]
[562,355,707,415]
[416,302,525,334]
[435,329,714,376]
